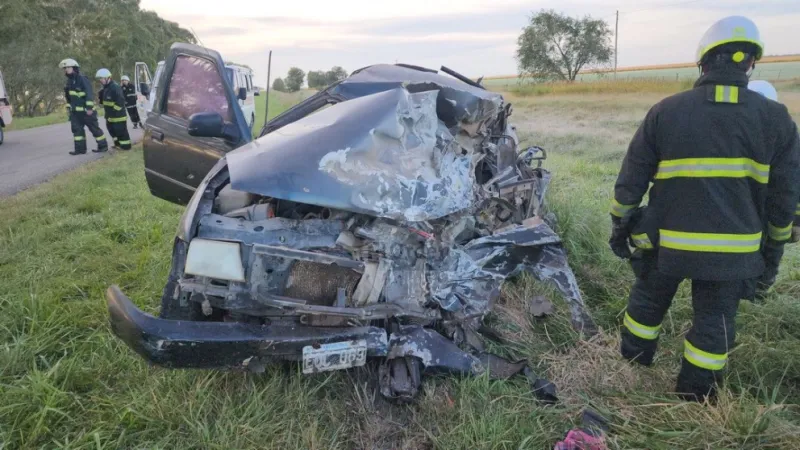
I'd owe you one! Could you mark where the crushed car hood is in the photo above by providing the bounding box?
[227,65,502,222]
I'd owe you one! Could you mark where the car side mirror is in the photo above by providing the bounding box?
[140,83,150,97]
[238,87,247,101]
[188,112,239,142]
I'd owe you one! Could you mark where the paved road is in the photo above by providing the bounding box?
[0,120,144,197]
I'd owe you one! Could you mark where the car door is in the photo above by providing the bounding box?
[134,62,153,124]
[143,43,251,205]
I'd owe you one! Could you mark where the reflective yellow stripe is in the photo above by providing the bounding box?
[113,105,122,111]
[103,101,116,106]
[795,203,800,216]
[660,229,761,253]
[714,85,739,103]
[108,117,127,123]
[69,90,86,97]
[700,38,763,61]
[631,233,653,249]
[610,198,637,218]
[74,107,85,112]
[684,340,727,371]
[74,136,85,141]
[96,135,106,141]
[624,312,660,340]
[85,101,94,107]
[768,222,793,242]
[119,140,131,144]
[655,157,769,183]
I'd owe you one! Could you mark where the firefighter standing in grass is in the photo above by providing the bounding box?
[96,69,131,150]
[60,59,108,155]
[608,16,800,401]
[120,75,141,129]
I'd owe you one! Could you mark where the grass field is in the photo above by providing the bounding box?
[4,112,66,132]
[483,60,800,89]
[1,83,799,449]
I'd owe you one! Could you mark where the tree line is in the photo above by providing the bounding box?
[0,0,195,117]
[272,66,348,92]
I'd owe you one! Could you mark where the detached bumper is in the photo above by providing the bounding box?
[106,285,389,369]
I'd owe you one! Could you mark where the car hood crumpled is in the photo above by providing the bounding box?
[226,81,502,222]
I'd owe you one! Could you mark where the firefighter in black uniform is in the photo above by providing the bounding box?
[96,69,131,150]
[120,75,141,129]
[608,16,800,402]
[60,59,108,155]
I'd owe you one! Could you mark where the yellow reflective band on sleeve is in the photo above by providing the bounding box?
[69,90,86,97]
[684,340,727,371]
[795,203,800,216]
[107,117,127,123]
[631,233,654,249]
[610,198,637,218]
[96,135,106,141]
[659,229,762,253]
[103,101,116,106]
[85,101,94,107]
[713,85,739,104]
[624,312,660,340]
[74,136,85,141]
[655,157,769,183]
[769,222,793,242]
[113,105,122,111]
[74,107,85,112]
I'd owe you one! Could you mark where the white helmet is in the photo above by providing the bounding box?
[59,58,79,69]
[121,75,130,82]
[95,68,112,79]
[696,16,764,64]
[748,80,778,101]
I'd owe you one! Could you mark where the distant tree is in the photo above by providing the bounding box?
[285,67,305,92]
[307,70,327,89]
[272,77,286,92]
[516,9,613,81]
[324,66,348,85]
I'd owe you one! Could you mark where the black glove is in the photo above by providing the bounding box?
[609,216,632,259]
[756,239,785,300]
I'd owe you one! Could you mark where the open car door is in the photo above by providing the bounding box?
[134,62,153,125]
[143,44,251,205]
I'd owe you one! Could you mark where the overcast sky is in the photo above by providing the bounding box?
[140,0,800,85]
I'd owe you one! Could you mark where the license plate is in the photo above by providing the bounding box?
[302,340,367,374]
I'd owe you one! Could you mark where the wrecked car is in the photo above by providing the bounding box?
[107,43,595,400]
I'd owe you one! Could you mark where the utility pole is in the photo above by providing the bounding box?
[264,50,272,129]
[614,10,619,77]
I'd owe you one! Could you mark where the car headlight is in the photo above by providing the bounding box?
[184,238,245,282]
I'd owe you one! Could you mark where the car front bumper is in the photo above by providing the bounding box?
[106,285,389,370]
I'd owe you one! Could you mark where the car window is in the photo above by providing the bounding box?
[166,55,231,122]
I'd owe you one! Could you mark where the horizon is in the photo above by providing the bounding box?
[139,0,800,83]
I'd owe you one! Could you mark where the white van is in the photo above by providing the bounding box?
[0,69,13,145]
[135,60,258,130]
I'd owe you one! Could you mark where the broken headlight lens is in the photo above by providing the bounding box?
[184,238,245,282]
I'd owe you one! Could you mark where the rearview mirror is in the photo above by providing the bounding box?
[188,112,240,141]
[140,83,150,97]
[238,87,247,101]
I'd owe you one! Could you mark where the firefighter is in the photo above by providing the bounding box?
[60,59,108,155]
[609,16,800,402]
[120,75,141,129]
[96,69,131,150]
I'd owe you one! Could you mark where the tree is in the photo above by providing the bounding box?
[0,0,195,117]
[307,70,326,89]
[324,66,347,85]
[272,77,286,92]
[516,10,613,82]
[285,67,305,92]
